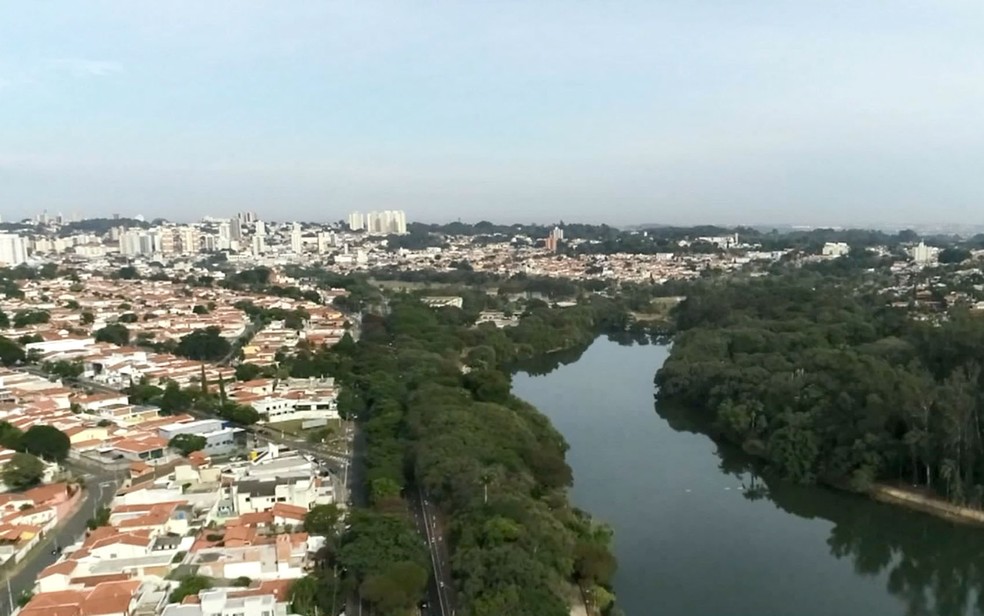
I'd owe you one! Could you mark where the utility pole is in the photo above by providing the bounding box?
[7,577,14,615]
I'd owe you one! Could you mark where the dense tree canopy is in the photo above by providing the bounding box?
[303,504,342,536]
[0,336,25,366]
[94,323,130,346]
[656,270,984,507]
[175,327,231,361]
[301,295,623,615]
[21,425,70,461]
[13,309,49,328]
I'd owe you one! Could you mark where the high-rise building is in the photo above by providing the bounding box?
[230,217,243,241]
[290,222,303,253]
[249,221,267,255]
[355,210,408,235]
[252,233,266,255]
[176,226,200,254]
[157,229,177,254]
[393,210,407,234]
[119,230,158,257]
[911,241,939,265]
[545,227,564,253]
[217,221,232,250]
[316,232,331,254]
[347,212,365,231]
[0,234,27,266]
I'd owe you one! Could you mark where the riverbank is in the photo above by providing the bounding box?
[869,484,984,526]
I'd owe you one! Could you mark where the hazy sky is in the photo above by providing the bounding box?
[2,1,983,226]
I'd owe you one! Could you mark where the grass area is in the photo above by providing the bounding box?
[631,296,683,322]
[266,418,347,440]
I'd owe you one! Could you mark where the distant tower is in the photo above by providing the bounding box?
[290,222,303,253]
[230,217,243,241]
[347,212,364,231]
[545,227,563,252]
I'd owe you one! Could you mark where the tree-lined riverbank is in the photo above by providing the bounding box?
[516,338,984,616]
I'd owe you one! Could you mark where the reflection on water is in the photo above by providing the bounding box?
[514,338,984,616]
[657,401,984,616]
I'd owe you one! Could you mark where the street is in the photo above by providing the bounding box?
[409,486,455,616]
[0,471,122,616]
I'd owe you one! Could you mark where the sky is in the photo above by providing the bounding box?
[1,1,983,226]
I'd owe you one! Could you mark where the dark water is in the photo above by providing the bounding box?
[512,338,984,616]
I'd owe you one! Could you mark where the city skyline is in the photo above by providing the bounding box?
[3,2,984,226]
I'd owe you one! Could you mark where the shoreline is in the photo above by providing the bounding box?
[656,395,984,530]
[867,484,984,526]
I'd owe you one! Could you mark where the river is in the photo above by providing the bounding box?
[512,337,984,616]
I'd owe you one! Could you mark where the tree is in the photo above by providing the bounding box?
[235,363,263,381]
[359,562,428,615]
[12,309,50,328]
[169,434,207,457]
[219,402,260,425]
[0,422,23,450]
[200,364,209,395]
[303,504,342,536]
[21,425,70,461]
[118,313,139,324]
[87,505,110,530]
[0,336,25,366]
[115,266,140,280]
[169,575,213,603]
[463,369,512,403]
[94,323,130,346]
[43,360,83,380]
[159,381,193,414]
[80,311,95,325]
[939,247,972,264]
[2,453,44,489]
[0,310,8,328]
[175,327,231,361]
[193,305,209,315]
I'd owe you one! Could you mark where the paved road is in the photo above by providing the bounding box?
[0,471,122,616]
[409,486,455,616]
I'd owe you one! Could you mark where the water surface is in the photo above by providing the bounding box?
[512,338,984,616]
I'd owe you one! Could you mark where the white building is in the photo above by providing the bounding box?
[159,419,245,456]
[911,241,939,265]
[290,222,302,253]
[316,231,333,254]
[217,221,231,250]
[119,230,158,257]
[350,210,407,235]
[0,234,27,266]
[240,377,339,425]
[162,590,289,616]
[347,211,364,231]
[822,242,851,257]
[232,476,330,514]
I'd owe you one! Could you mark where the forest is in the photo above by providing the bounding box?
[284,295,623,616]
[656,268,984,507]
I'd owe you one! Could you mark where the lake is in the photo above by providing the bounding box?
[512,337,984,616]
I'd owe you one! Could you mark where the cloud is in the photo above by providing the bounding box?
[46,58,122,78]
